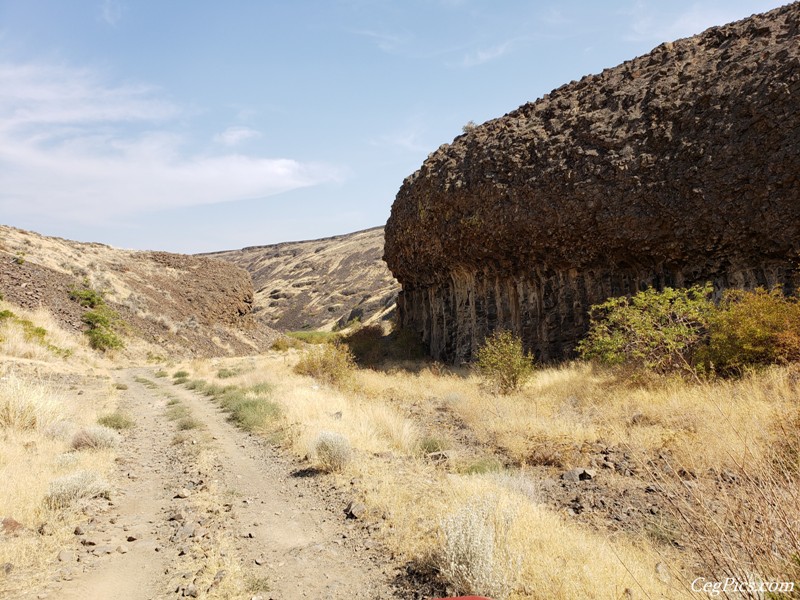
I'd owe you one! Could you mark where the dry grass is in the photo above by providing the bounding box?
[312,431,352,472]
[71,425,121,450]
[162,352,800,599]
[0,372,62,430]
[0,302,92,362]
[44,470,111,509]
[354,362,796,475]
[0,300,119,596]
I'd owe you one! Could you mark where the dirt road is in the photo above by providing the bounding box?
[41,368,400,600]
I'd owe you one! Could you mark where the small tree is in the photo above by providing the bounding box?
[476,330,534,394]
[577,284,714,374]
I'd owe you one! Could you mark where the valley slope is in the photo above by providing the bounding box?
[205,227,398,331]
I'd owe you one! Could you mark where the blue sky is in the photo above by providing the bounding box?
[0,0,784,253]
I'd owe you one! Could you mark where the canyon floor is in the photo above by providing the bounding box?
[16,367,400,600]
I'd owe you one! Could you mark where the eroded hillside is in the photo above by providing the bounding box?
[0,225,277,357]
[206,227,398,331]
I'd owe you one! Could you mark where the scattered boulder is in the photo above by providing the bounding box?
[561,468,597,482]
[1,517,24,536]
[344,500,367,520]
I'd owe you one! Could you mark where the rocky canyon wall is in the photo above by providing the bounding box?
[383,3,800,363]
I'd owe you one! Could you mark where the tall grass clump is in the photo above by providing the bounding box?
[438,495,522,599]
[294,342,356,386]
[44,471,111,509]
[202,383,282,433]
[0,374,61,430]
[476,330,534,394]
[71,425,120,450]
[313,431,352,472]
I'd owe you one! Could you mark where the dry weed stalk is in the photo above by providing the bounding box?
[649,378,800,599]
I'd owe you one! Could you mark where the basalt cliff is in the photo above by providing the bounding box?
[384,3,800,363]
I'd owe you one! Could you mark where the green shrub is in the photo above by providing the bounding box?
[84,322,124,351]
[173,370,189,379]
[287,330,339,344]
[69,287,105,308]
[173,376,189,385]
[226,397,282,432]
[154,370,168,378]
[476,331,534,394]
[294,342,356,386]
[217,368,238,379]
[81,305,124,351]
[210,385,282,432]
[97,411,134,430]
[577,284,713,374]
[701,287,800,375]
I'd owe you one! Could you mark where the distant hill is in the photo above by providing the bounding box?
[205,227,398,331]
[0,224,277,357]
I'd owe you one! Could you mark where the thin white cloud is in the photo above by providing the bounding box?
[0,61,342,224]
[214,126,262,146]
[351,29,410,54]
[461,40,513,67]
[370,113,432,154]
[100,0,124,26]
[371,129,428,154]
[624,2,772,44]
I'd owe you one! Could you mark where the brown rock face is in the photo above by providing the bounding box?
[384,4,800,363]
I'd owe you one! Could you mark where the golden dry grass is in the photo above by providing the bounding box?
[0,302,120,594]
[353,361,797,475]
[165,352,800,598]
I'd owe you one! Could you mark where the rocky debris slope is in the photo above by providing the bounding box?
[206,227,399,331]
[384,3,800,363]
[0,225,277,356]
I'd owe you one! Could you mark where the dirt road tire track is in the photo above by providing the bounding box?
[42,369,401,600]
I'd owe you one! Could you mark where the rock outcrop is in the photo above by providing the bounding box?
[384,3,800,363]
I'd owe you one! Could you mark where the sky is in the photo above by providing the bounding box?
[0,0,786,253]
